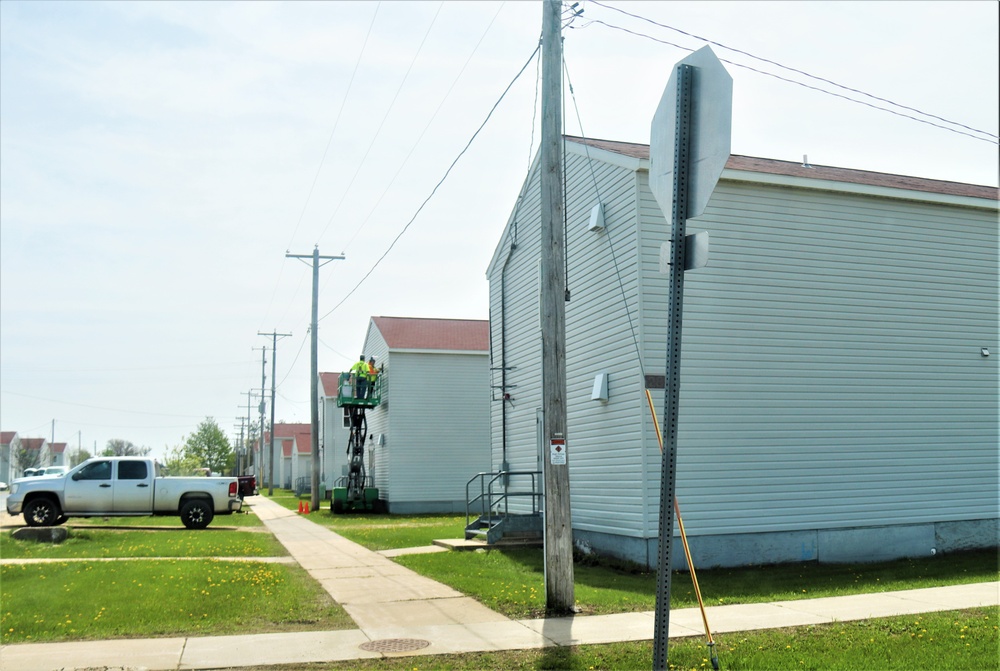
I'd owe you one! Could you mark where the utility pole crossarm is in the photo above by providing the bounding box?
[286,252,345,263]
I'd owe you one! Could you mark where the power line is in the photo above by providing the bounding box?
[317,42,543,323]
[334,2,507,255]
[581,4,998,145]
[275,332,309,387]
[589,0,998,142]
[317,2,445,245]
[562,54,645,380]
[256,3,380,335]
[286,2,382,252]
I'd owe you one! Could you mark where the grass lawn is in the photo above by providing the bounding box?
[395,547,998,619]
[0,559,354,644]
[318,514,467,550]
[5,495,995,662]
[260,489,308,510]
[259,489,467,550]
[67,509,263,527]
[0,528,287,559]
[195,607,999,671]
[256,492,998,620]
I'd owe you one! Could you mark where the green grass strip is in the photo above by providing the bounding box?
[259,607,998,670]
[1,528,287,559]
[395,548,998,619]
[66,510,262,527]
[0,559,353,644]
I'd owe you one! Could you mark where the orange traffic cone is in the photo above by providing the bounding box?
[297,501,304,513]
[304,502,310,514]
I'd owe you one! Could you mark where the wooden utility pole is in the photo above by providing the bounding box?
[540,0,574,613]
[258,344,268,486]
[286,246,344,512]
[259,330,292,496]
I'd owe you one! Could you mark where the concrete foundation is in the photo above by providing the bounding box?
[573,518,998,569]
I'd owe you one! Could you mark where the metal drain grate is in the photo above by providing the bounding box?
[360,638,431,653]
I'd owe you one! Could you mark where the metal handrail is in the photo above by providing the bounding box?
[334,475,373,488]
[465,470,542,532]
[336,371,382,408]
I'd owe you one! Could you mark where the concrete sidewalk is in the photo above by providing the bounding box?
[1,496,996,671]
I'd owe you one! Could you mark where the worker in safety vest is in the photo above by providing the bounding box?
[365,357,378,398]
[350,355,369,399]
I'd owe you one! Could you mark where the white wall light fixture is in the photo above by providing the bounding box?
[588,202,605,232]
[591,372,609,402]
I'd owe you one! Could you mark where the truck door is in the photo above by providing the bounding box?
[114,459,154,512]
[63,459,114,513]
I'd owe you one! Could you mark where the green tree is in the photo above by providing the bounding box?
[184,418,234,475]
[103,439,151,457]
[69,449,92,467]
[162,444,202,476]
[14,445,42,473]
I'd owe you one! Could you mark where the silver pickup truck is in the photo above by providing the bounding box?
[5,457,242,529]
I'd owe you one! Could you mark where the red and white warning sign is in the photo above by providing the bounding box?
[550,438,567,465]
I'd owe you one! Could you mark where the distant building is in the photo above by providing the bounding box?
[359,316,491,513]
[49,443,68,468]
[265,423,311,491]
[486,137,998,568]
[0,431,19,483]
[319,371,352,494]
[17,438,48,476]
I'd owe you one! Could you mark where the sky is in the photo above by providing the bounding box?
[1,1,997,460]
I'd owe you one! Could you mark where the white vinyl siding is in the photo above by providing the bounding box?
[363,325,391,497]
[362,320,490,510]
[663,176,998,536]
[488,139,998,554]
[379,352,489,505]
[564,154,650,536]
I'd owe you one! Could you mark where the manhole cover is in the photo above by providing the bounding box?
[360,638,431,653]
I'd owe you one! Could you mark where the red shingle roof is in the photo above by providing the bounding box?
[372,316,489,352]
[566,136,999,201]
[50,442,67,454]
[271,422,310,437]
[0,432,17,445]
[319,372,341,396]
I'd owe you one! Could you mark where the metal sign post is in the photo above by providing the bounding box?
[648,46,732,671]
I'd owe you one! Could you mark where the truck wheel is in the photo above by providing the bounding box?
[332,499,344,514]
[180,499,214,529]
[23,498,62,527]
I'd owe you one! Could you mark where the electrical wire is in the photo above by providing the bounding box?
[589,0,997,143]
[256,3,381,335]
[334,2,507,256]
[317,42,543,323]
[317,2,445,245]
[275,331,310,388]
[562,56,645,379]
[287,3,383,252]
[318,336,352,361]
[581,13,997,145]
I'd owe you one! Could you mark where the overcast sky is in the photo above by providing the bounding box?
[1,1,997,459]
